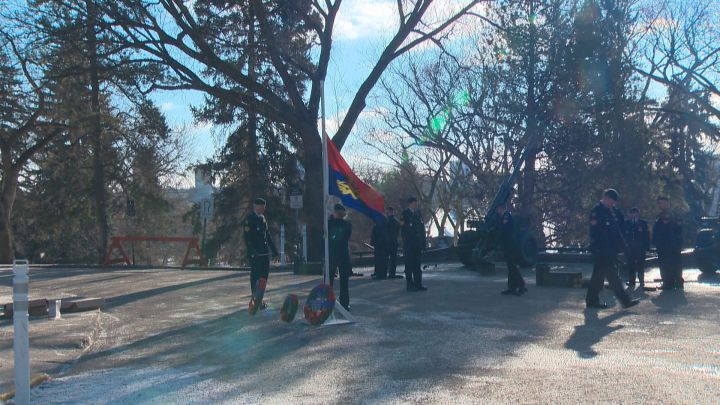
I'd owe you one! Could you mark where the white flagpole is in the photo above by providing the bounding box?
[321,80,330,285]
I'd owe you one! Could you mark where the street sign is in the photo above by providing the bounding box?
[289,189,303,209]
[200,198,214,219]
[193,167,213,202]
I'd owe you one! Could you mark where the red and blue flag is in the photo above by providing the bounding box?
[326,135,385,224]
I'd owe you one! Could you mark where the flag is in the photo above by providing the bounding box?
[326,135,385,224]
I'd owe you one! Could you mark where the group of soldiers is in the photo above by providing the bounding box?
[586,189,684,310]
[242,196,429,312]
[241,188,685,313]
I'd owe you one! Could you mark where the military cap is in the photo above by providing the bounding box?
[603,189,620,201]
[253,197,267,205]
[333,203,346,211]
[407,197,418,203]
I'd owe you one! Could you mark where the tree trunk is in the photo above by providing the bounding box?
[301,127,325,262]
[0,173,18,263]
[87,0,108,262]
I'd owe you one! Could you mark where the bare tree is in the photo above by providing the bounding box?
[94,0,489,259]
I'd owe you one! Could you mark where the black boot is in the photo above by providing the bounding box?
[586,301,609,309]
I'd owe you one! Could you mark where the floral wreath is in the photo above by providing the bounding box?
[280,294,299,322]
[304,284,336,325]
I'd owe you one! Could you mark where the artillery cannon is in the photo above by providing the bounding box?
[456,131,542,268]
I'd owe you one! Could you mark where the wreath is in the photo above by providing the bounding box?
[280,294,299,322]
[304,284,336,325]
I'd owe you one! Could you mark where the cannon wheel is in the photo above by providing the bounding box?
[515,231,539,267]
[457,230,479,267]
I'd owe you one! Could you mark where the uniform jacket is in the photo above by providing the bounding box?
[589,202,626,255]
[401,208,426,251]
[371,221,387,251]
[652,211,682,254]
[490,211,515,246]
[386,215,401,247]
[328,216,352,261]
[243,212,277,258]
[623,218,650,256]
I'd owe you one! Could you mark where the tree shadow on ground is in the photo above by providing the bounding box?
[564,308,630,359]
[105,273,242,307]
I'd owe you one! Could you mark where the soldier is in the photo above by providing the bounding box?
[652,196,683,290]
[586,189,640,309]
[493,202,527,296]
[623,207,650,287]
[243,198,278,309]
[402,197,427,292]
[328,203,353,311]
[386,207,403,279]
[370,216,388,280]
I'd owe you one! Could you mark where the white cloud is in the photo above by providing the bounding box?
[333,0,486,52]
[334,0,400,41]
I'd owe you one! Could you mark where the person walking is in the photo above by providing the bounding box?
[586,189,639,309]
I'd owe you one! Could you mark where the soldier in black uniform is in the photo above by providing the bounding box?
[586,189,639,309]
[371,216,388,280]
[243,198,278,308]
[385,207,403,279]
[328,203,353,310]
[402,197,427,292]
[492,203,527,296]
[623,207,650,287]
[652,196,683,290]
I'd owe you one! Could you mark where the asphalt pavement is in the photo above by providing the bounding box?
[0,263,719,404]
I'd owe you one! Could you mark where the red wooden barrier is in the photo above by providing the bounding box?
[103,236,204,269]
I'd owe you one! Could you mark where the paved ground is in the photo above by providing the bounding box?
[0,262,719,404]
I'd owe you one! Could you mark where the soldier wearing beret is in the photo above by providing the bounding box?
[329,203,353,311]
[623,207,650,287]
[586,189,639,309]
[652,196,684,290]
[243,198,278,308]
[402,197,427,292]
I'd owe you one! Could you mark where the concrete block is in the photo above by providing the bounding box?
[2,299,49,318]
[536,263,551,285]
[61,298,105,313]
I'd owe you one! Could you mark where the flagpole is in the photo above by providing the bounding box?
[321,80,330,286]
